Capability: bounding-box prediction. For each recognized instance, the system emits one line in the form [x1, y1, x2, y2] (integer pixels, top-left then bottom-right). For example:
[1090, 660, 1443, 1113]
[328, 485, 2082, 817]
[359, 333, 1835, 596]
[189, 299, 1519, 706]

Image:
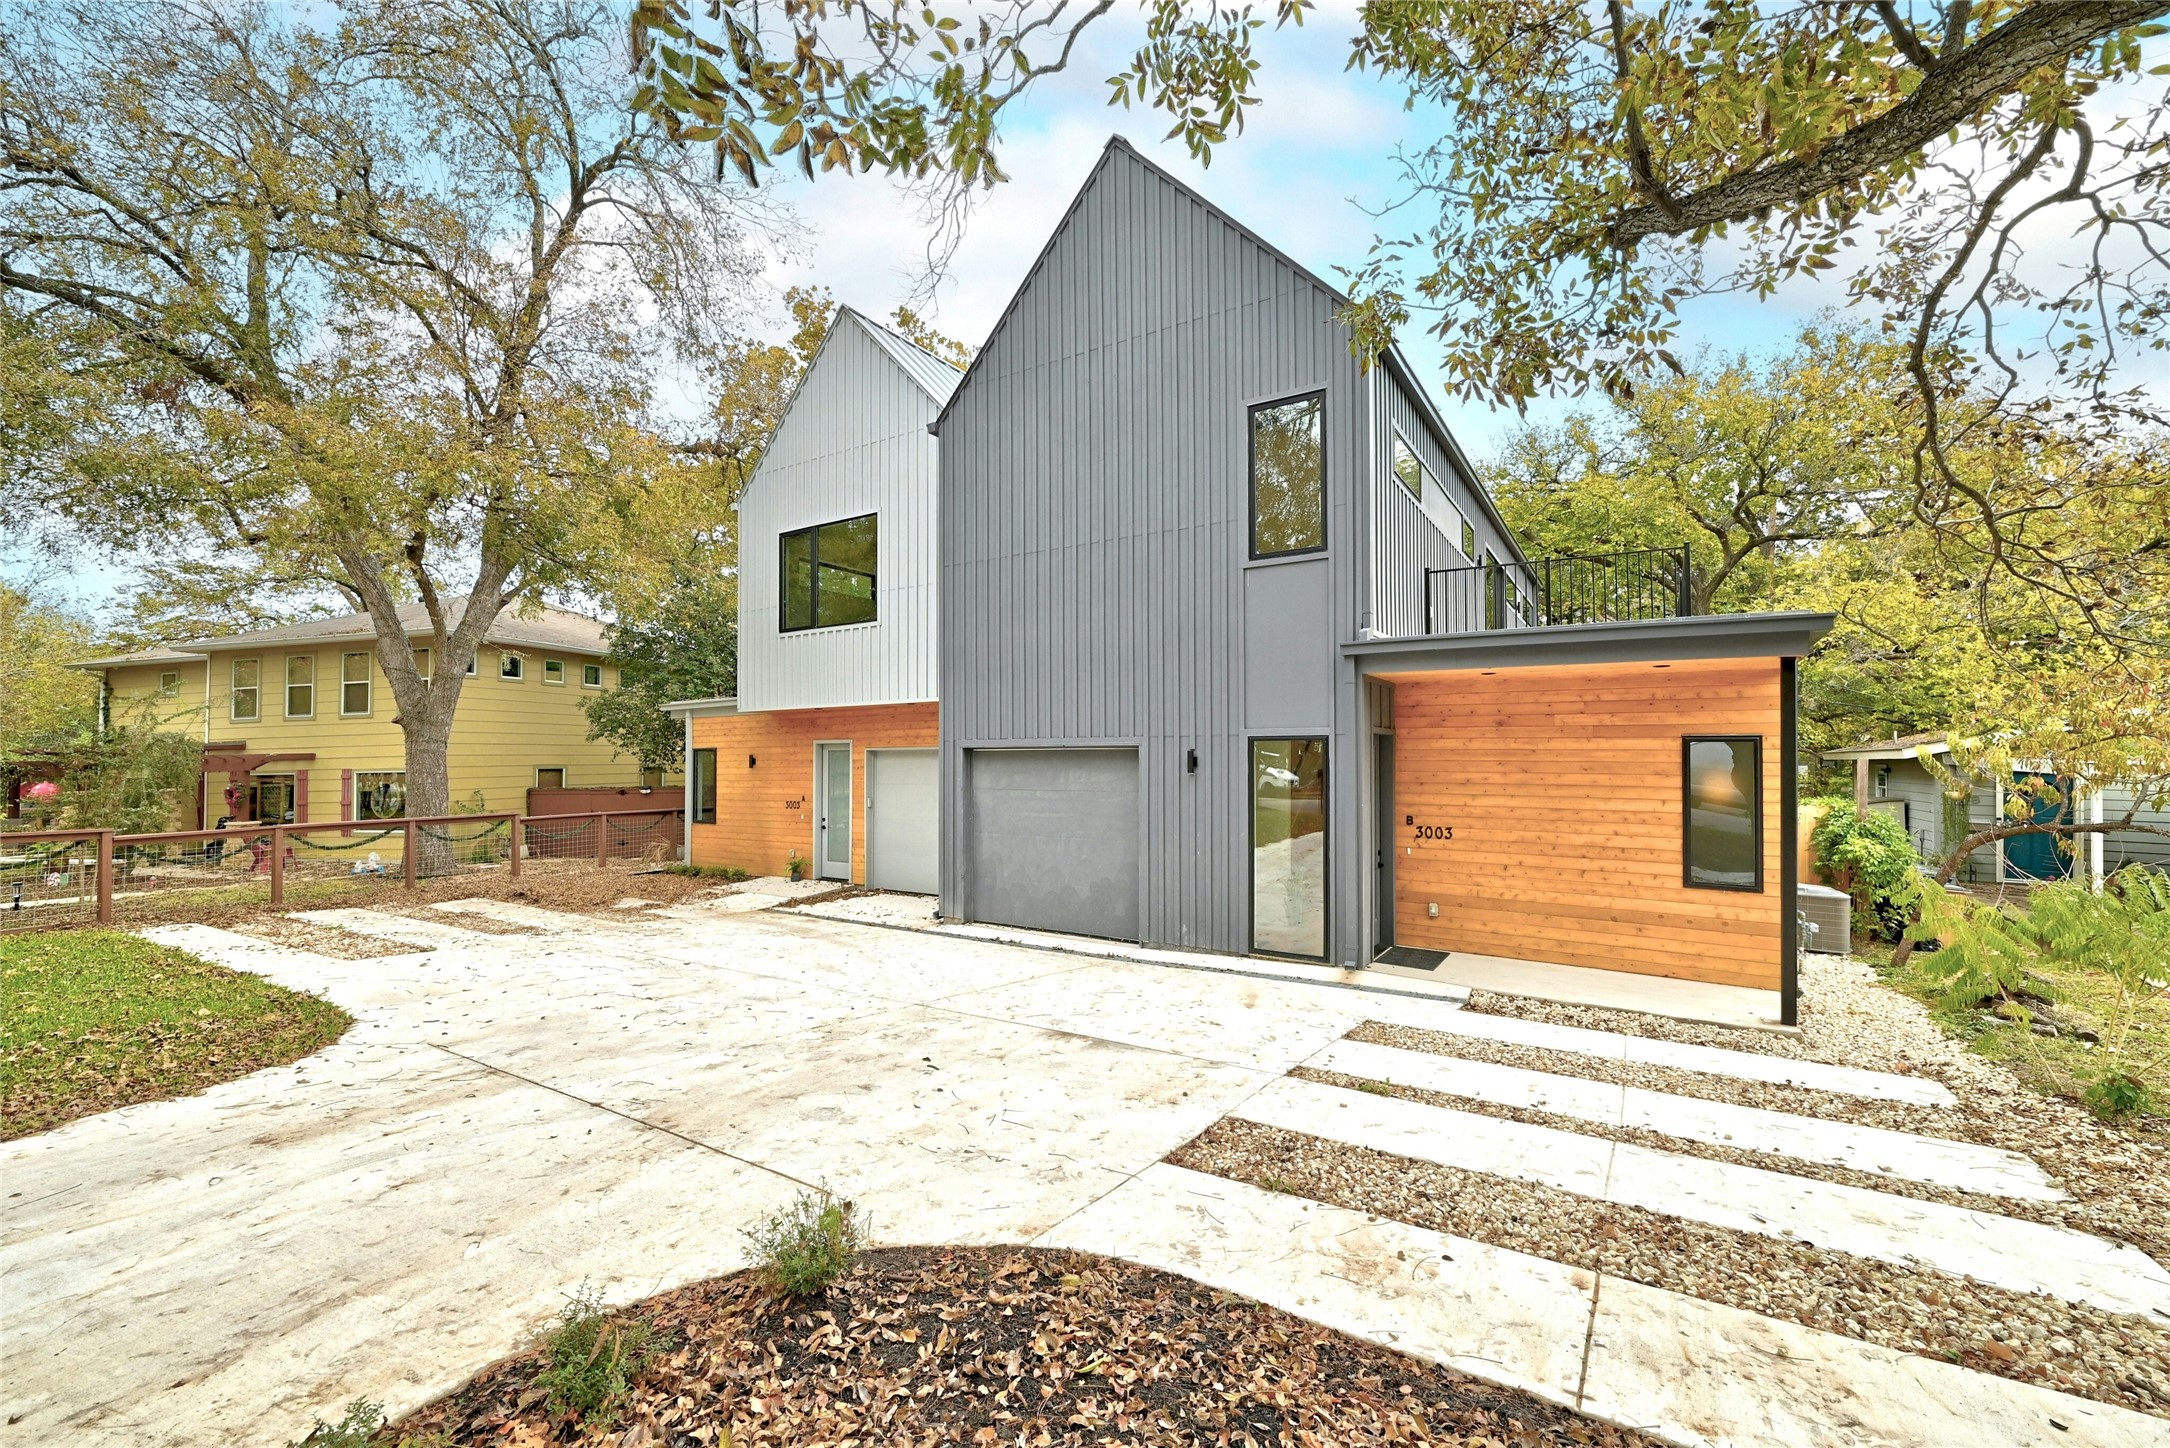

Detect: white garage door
[865, 749, 940, 894]
[965, 748, 1140, 941]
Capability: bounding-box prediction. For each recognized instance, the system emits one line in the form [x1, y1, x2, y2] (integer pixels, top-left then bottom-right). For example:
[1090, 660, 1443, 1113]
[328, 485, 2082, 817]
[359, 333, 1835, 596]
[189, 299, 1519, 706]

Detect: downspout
[1779, 655, 1800, 1028]
[680, 709, 694, 863]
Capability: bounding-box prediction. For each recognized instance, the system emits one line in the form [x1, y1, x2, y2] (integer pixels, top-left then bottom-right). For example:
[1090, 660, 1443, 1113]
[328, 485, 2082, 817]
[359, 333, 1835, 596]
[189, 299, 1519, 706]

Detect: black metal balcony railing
[1421, 546, 1692, 635]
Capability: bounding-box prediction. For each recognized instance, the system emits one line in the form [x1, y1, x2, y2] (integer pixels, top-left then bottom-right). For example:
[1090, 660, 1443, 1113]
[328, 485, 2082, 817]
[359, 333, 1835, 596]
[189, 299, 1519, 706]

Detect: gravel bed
[389, 1245, 1653, 1446]
[1296, 1066, 2077, 1254]
[1171, 1118, 2170, 1418]
[1466, 953, 2170, 1263]
[227, 916, 421, 959]
[388, 905, 542, 936]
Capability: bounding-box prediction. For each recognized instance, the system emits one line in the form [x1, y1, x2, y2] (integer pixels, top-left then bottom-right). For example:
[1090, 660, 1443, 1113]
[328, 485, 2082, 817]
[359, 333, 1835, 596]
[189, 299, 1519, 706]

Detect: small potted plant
[785, 849, 807, 883]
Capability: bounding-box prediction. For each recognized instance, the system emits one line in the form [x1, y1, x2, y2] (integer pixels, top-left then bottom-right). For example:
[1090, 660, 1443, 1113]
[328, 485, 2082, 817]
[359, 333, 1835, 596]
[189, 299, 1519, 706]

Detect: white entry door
[816, 743, 852, 880]
[866, 749, 939, 894]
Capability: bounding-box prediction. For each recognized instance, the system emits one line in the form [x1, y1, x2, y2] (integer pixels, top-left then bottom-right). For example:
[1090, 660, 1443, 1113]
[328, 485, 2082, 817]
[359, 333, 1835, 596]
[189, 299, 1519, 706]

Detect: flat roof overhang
[1346, 611, 1834, 677]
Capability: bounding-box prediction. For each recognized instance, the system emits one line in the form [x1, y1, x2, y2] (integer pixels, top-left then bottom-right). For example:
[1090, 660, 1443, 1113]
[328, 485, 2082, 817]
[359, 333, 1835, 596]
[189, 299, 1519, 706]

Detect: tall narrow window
[1251, 738, 1328, 957]
[1684, 737, 1763, 890]
[340, 652, 371, 715]
[691, 747, 717, 824]
[414, 648, 432, 683]
[284, 655, 314, 718]
[779, 513, 878, 631]
[1250, 394, 1325, 557]
[1391, 433, 1425, 501]
[231, 658, 261, 721]
[1460, 518, 1477, 559]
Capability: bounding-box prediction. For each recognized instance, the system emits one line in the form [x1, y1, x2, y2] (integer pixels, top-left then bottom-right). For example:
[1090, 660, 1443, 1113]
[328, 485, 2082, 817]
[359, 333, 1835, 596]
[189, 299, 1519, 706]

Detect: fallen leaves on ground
[392, 1246, 1652, 1446]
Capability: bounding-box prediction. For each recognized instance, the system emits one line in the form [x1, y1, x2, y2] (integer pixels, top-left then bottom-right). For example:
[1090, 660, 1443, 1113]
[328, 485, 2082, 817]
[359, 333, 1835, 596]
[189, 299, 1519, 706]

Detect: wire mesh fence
[0, 807, 683, 934]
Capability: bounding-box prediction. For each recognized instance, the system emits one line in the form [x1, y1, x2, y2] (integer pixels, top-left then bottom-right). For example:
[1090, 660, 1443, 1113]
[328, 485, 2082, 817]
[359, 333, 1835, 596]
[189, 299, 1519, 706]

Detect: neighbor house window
[465, 654, 477, 676]
[157, 670, 179, 696]
[542, 658, 565, 685]
[1251, 738, 1328, 958]
[780, 513, 879, 630]
[1250, 393, 1325, 558]
[535, 767, 565, 789]
[231, 658, 260, 721]
[284, 655, 315, 718]
[691, 748, 717, 824]
[354, 770, 405, 821]
[340, 652, 371, 716]
[499, 652, 523, 681]
[581, 662, 603, 687]
[415, 648, 432, 683]
[1391, 433, 1426, 501]
[1684, 737, 1762, 891]
[255, 773, 297, 824]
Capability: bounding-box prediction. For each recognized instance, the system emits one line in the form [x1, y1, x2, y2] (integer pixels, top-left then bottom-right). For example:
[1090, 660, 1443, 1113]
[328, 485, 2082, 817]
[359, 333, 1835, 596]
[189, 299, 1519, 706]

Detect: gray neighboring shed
[930, 136, 1509, 958]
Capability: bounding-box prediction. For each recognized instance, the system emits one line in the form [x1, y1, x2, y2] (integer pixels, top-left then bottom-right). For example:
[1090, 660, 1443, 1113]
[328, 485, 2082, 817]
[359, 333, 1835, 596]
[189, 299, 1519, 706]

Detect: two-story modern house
[72, 603, 647, 830]
[685, 138, 1832, 1025]
[674, 307, 961, 893]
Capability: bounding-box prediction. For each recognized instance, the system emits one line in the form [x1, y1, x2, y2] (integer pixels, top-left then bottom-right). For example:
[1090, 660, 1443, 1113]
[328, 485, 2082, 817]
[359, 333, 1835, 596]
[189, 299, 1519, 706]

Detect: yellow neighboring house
[70, 604, 650, 831]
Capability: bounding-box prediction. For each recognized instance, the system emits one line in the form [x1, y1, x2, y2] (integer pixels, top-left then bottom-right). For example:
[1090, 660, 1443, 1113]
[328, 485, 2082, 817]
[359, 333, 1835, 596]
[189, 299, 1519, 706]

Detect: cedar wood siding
[688, 703, 939, 880]
[934, 140, 1375, 954]
[1381, 657, 1786, 989]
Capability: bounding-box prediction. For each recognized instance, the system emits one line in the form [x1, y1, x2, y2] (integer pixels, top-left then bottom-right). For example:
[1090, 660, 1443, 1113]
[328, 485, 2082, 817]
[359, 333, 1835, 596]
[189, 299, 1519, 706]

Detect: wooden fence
[0, 807, 684, 933]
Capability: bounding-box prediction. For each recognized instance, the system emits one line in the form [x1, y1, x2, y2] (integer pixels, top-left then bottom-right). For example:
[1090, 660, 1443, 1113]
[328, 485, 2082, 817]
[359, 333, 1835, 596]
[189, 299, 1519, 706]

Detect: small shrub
[531, 1287, 659, 1429]
[662, 863, 748, 880]
[2084, 1071, 2149, 1120]
[1354, 1079, 1393, 1096]
[1810, 801, 1920, 939]
[744, 1189, 861, 1298]
[290, 1399, 383, 1448]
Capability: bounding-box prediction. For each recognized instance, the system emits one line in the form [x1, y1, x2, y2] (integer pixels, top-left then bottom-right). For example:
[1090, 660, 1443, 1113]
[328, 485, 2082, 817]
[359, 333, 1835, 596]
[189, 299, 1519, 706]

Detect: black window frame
[1390, 430, 1426, 502]
[691, 747, 717, 824]
[1247, 735, 1330, 960]
[1682, 734, 1764, 892]
[1247, 391, 1327, 561]
[778, 512, 879, 633]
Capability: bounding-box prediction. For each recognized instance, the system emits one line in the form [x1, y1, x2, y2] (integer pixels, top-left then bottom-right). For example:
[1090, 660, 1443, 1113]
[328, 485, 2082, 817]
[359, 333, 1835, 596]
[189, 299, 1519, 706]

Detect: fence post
[508, 813, 523, 879]
[1422, 568, 1434, 636]
[95, 830, 114, 926]
[596, 811, 611, 869]
[403, 818, 418, 888]
[1675, 546, 1693, 617]
[269, 825, 286, 909]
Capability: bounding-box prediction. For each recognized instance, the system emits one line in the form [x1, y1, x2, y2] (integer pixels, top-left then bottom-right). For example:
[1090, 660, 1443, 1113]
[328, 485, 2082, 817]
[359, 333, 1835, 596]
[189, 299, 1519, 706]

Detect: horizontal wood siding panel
[1391, 658, 1784, 989]
[689, 703, 939, 880]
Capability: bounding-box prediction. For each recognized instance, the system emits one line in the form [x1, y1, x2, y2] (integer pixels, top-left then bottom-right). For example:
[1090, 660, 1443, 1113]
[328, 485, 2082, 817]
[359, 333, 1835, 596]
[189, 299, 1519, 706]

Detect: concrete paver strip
[1049, 1164, 2167, 1448]
[1417, 1006, 1957, 1107]
[1318, 1038, 2057, 1199]
[1239, 1075, 2170, 1321]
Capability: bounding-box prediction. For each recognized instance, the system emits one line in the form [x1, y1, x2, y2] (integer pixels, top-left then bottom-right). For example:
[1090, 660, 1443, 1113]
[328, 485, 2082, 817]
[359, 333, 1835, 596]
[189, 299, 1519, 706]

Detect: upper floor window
[157, 670, 179, 696]
[415, 647, 432, 683]
[466, 653, 477, 676]
[1391, 433, 1427, 502]
[1460, 517, 1477, 561]
[231, 658, 260, 721]
[780, 513, 878, 631]
[341, 652, 372, 716]
[284, 655, 314, 718]
[1250, 393, 1324, 558]
[581, 662, 603, 687]
[500, 652, 524, 681]
[542, 658, 565, 686]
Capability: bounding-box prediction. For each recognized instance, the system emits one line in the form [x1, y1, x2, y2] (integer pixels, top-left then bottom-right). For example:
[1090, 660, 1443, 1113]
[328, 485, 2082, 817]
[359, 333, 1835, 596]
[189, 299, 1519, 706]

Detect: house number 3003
[1412, 823, 1454, 841]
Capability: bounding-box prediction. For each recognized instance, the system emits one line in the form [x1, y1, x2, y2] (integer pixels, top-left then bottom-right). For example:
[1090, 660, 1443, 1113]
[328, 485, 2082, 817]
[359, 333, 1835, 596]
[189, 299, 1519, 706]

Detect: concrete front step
[1234, 1076, 2170, 1321]
[1316, 1038, 2055, 1200]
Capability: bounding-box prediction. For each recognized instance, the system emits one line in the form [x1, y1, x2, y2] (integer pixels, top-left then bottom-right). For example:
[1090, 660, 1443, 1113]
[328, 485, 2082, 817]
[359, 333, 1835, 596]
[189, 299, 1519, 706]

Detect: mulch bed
[391, 1246, 1651, 1446]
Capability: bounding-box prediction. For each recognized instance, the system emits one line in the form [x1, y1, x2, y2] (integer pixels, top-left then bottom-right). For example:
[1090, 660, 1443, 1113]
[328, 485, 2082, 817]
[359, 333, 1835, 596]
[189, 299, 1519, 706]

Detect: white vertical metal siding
[738, 313, 954, 711]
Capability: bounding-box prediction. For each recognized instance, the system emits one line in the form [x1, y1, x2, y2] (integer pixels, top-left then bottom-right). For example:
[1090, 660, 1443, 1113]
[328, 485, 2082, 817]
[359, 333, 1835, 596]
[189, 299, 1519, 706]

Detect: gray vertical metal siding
[937, 141, 1368, 955]
[1371, 376, 1519, 639]
[738, 311, 956, 711]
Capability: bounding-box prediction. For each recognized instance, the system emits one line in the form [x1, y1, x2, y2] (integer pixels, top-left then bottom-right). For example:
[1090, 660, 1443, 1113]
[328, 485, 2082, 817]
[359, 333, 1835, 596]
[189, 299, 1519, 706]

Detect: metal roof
[850, 309, 966, 404]
[1346, 611, 1837, 673]
[1819, 732, 1952, 761]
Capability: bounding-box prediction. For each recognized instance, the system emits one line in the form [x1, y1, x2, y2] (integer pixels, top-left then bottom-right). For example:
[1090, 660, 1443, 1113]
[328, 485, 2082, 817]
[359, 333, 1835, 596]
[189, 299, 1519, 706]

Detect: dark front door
[2005, 774, 2074, 881]
[1374, 733, 1395, 952]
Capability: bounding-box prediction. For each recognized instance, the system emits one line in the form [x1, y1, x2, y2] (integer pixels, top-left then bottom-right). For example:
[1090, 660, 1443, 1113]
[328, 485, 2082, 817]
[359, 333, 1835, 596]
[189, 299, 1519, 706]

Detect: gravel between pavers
[1465, 953, 2170, 1264]
[227, 916, 421, 959]
[1171, 1118, 2170, 1418]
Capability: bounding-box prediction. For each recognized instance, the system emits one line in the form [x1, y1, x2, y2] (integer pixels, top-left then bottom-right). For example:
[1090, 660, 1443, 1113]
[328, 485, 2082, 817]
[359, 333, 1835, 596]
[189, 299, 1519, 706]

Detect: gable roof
[852, 308, 966, 404]
[71, 602, 609, 669]
[1819, 732, 1952, 762]
[926, 135, 1522, 562]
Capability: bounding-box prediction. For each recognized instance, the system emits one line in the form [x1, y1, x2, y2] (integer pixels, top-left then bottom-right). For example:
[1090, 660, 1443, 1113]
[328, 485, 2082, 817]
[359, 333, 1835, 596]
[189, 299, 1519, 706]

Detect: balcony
[1421, 546, 1692, 635]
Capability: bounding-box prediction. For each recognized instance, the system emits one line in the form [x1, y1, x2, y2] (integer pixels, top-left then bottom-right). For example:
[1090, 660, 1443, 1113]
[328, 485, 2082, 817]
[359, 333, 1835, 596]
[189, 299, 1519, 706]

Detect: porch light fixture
[748, 755, 757, 769]
[1187, 749, 1198, 774]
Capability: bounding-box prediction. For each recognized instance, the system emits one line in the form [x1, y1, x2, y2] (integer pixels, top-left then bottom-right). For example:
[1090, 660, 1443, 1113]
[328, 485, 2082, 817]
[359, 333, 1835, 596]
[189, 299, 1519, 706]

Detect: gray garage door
[965, 748, 1140, 941]
[866, 748, 939, 894]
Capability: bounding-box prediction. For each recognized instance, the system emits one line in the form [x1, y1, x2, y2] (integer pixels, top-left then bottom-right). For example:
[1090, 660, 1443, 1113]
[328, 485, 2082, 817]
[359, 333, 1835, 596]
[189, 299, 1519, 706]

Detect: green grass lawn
[0, 930, 351, 1139]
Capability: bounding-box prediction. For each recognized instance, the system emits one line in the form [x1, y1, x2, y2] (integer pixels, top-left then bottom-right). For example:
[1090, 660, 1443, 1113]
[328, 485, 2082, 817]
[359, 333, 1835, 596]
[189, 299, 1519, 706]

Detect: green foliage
[532, 1287, 659, 1430]
[1809, 801, 1919, 937]
[289, 1399, 383, 1448]
[662, 863, 748, 881]
[48, 716, 207, 834]
[0, 583, 99, 764]
[2084, 1072, 2150, 1122]
[584, 579, 738, 773]
[744, 1189, 861, 1299]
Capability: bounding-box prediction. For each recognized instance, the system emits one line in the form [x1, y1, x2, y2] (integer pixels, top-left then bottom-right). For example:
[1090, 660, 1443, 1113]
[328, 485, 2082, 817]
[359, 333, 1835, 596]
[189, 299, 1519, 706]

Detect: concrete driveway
[0, 901, 1462, 1446]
